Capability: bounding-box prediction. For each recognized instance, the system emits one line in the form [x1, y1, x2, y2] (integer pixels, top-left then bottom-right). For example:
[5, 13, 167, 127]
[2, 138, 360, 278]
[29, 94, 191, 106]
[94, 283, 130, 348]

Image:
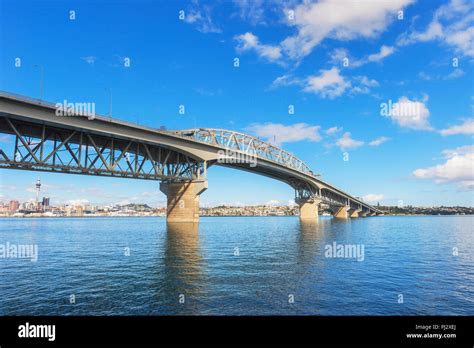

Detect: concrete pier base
[350, 209, 362, 218]
[334, 205, 350, 219]
[297, 198, 322, 220]
[160, 180, 208, 223]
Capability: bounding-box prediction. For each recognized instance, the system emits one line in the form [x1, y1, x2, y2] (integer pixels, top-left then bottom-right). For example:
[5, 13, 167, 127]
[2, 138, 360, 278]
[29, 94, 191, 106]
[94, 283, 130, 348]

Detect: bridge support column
[350, 209, 362, 218]
[297, 198, 322, 220]
[359, 211, 369, 217]
[160, 180, 208, 223]
[334, 205, 350, 219]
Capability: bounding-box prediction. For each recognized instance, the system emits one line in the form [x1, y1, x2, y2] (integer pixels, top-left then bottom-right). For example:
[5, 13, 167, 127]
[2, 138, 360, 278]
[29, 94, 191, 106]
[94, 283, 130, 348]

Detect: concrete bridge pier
[297, 198, 322, 220]
[160, 180, 208, 223]
[334, 205, 350, 219]
[350, 209, 362, 218]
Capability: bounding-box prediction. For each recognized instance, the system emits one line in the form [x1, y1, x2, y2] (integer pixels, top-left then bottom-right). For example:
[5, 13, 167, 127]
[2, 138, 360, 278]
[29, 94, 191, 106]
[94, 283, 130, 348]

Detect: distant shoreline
[1, 214, 473, 219]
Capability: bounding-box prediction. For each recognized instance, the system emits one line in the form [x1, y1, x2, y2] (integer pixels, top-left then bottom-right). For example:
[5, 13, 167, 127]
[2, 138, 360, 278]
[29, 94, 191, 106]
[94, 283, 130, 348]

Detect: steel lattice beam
[0, 117, 205, 181]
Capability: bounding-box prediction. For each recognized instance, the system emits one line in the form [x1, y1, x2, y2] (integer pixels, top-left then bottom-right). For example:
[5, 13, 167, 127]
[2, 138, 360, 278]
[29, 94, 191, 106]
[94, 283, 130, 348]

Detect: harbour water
[0, 216, 473, 315]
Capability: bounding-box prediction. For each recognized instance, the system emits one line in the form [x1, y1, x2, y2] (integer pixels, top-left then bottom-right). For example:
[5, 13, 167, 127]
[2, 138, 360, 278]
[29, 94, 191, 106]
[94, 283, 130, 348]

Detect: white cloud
[362, 194, 384, 202]
[329, 48, 351, 65]
[418, 71, 433, 81]
[281, 0, 413, 61]
[235, 32, 282, 62]
[81, 56, 96, 65]
[233, 0, 266, 26]
[326, 126, 342, 135]
[246, 122, 322, 146]
[442, 145, 473, 158]
[419, 68, 465, 81]
[272, 67, 378, 98]
[413, 145, 474, 189]
[440, 119, 474, 136]
[264, 199, 280, 206]
[271, 74, 300, 88]
[350, 75, 379, 95]
[398, 0, 474, 57]
[234, 0, 412, 64]
[276, 67, 378, 98]
[367, 45, 396, 62]
[381, 96, 432, 130]
[336, 132, 364, 150]
[303, 67, 350, 98]
[329, 45, 395, 68]
[184, 4, 222, 33]
[369, 136, 390, 146]
[445, 68, 465, 79]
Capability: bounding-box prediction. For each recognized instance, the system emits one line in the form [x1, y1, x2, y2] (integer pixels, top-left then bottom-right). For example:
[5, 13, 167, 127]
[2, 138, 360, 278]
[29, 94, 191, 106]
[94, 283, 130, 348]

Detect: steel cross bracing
[290, 179, 319, 201]
[173, 128, 315, 176]
[290, 181, 367, 210]
[0, 117, 205, 181]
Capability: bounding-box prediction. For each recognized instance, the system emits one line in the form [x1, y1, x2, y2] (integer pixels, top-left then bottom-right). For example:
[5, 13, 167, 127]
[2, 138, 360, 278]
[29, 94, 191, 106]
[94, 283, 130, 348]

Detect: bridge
[0, 91, 382, 222]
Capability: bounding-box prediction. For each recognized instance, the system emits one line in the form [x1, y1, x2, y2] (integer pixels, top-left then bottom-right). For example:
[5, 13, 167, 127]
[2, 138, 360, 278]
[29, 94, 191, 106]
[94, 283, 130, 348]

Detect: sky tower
[35, 178, 41, 209]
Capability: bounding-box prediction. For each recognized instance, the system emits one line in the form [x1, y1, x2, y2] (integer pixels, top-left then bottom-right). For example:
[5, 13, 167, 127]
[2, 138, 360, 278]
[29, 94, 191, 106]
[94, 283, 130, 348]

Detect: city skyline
[0, 0, 473, 207]
[2, 176, 473, 209]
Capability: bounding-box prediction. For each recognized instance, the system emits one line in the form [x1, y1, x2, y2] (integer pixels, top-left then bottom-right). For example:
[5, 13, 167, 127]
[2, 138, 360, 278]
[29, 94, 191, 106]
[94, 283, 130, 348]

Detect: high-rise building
[42, 197, 50, 209]
[9, 200, 19, 213]
[75, 205, 84, 216]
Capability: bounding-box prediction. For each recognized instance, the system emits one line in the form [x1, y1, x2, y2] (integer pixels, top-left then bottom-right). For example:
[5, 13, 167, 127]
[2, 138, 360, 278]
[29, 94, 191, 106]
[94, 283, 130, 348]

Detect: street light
[33, 64, 44, 100]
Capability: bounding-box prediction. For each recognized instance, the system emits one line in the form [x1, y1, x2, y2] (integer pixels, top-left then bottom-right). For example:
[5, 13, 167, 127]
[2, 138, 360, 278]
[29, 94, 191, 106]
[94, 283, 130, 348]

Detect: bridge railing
[0, 90, 170, 135]
[172, 128, 316, 177]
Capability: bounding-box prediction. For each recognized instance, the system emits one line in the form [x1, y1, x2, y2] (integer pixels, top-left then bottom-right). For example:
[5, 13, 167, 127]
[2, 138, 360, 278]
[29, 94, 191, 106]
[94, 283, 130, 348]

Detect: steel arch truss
[174, 128, 316, 176]
[0, 117, 206, 181]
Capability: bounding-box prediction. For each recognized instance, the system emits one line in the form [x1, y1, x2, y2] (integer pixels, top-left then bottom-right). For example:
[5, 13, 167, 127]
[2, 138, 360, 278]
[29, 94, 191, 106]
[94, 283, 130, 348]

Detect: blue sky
[0, 0, 473, 207]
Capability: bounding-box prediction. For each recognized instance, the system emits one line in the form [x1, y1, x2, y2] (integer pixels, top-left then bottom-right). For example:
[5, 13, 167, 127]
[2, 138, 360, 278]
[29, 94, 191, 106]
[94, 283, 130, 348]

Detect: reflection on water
[161, 223, 205, 314]
[164, 222, 202, 287]
[296, 220, 324, 271]
[0, 216, 473, 315]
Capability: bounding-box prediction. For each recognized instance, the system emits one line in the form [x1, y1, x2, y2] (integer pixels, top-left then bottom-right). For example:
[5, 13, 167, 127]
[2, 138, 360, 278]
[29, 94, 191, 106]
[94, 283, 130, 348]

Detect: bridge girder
[0, 117, 206, 181]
